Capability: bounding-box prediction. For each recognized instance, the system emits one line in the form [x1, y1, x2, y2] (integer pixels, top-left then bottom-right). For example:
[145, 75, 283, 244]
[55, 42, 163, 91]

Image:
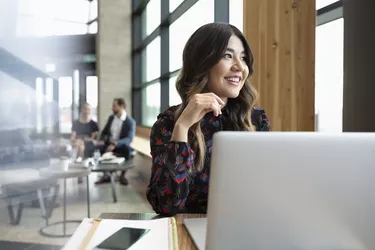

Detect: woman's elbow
[146, 190, 180, 216]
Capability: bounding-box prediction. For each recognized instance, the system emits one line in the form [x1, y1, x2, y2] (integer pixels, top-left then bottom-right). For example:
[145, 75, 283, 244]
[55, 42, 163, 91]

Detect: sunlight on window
[142, 83, 161, 127]
[86, 76, 98, 122]
[89, 0, 98, 21]
[17, 0, 90, 36]
[36, 78, 44, 133]
[169, 0, 215, 72]
[169, 0, 184, 13]
[143, 0, 161, 37]
[89, 21, 98, 34]
[315, 18, 343, 132]
[169, 75, 181, 106]
[316, 0, 339, 9]
[229, 0, 243, 32]
[143, 36, 161, 82]
[59, 77, 73, 133]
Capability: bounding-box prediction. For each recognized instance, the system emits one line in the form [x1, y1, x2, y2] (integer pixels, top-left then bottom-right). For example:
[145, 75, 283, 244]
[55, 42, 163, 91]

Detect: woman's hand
[171, 93, 225, 142]
[178, 93, 225, 128]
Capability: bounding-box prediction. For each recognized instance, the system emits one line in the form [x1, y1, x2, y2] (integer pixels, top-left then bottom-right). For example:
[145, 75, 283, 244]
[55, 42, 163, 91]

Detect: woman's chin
[225, 90, 241, 99]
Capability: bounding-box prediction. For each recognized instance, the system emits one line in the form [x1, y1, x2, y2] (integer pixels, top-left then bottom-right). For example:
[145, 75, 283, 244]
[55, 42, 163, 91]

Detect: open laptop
[184, 132, 375, 250]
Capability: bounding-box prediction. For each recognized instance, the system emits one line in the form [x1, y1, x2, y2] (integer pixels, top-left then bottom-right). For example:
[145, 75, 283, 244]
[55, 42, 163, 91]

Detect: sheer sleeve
[146, 116, 195, 215]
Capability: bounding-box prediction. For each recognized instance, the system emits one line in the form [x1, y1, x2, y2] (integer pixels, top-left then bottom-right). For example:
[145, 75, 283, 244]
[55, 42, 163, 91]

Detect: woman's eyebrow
[226, 47, 245, 54]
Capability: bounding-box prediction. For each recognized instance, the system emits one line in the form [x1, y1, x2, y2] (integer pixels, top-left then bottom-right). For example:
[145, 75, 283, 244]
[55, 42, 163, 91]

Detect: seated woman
[71, 103, 99, 160]
[146, 23, 270, 216]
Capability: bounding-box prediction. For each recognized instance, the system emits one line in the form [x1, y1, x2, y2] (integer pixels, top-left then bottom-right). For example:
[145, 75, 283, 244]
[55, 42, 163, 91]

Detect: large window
[142, 83, 161, 127]
[169, 75, 181, 106]
[86, 76, 98, 122]
[229, 0, 243, 32]
[316, 0, 339, 9]
[58, 77, 73, 134]
[143, 0, 161, 37]
[315, 18, 344, 132]
[169, 0, 215, 72]
[143, 36, 161, 82]
[169, 0, 184, 13]
[132, 0, 245, 126]
[16, 0, 97, 37]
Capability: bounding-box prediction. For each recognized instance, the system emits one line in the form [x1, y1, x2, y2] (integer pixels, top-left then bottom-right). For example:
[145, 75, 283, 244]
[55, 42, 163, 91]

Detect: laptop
[184, 132, 375, 250]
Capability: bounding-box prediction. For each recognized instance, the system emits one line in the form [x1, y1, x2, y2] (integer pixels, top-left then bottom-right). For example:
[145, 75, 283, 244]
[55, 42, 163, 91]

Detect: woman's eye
[224, 53, 232, 59]
[241, 56, 247, 61]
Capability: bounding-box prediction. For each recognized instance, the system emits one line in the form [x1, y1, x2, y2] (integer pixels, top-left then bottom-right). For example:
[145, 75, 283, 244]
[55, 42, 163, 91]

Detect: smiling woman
[146, 23, 270, 216]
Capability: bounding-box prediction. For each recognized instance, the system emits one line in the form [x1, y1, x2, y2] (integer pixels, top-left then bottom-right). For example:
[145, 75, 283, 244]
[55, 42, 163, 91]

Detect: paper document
[63, 218, 170, 250]
[99, 157, 125, 165]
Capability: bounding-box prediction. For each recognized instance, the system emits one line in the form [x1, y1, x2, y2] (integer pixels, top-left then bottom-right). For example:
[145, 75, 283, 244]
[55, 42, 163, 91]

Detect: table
[100, 212, 205, 250]
[91, 159, 134, 203]
[39, 167, 91, 237]
[0, 167, 58, 225]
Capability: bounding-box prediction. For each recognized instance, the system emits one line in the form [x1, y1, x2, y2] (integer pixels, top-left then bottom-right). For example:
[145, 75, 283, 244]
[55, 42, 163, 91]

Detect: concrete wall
[97, 0, 132, 129]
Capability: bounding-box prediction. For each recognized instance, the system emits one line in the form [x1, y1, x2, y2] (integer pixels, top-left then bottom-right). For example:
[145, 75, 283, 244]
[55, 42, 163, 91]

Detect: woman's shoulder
[150, 105, 181, 140]
[251, 107, 270, 131]
[153, 105, 180, 127]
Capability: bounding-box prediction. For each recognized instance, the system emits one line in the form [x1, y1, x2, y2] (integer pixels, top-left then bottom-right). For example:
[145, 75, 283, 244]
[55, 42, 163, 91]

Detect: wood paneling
[243, 0, 316, 131]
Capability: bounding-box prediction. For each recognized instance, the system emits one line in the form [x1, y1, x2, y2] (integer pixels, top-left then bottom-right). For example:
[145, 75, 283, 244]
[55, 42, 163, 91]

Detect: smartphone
[93, 227, 150, 250]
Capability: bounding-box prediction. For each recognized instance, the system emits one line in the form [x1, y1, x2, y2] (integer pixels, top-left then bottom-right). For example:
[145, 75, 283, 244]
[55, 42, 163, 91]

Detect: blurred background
[0, 0, 369, 249]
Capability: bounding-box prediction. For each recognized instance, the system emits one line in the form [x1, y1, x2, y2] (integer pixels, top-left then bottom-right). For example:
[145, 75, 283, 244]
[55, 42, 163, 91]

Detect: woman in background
[146, 23, 270, 215]
[71, 103, 99, 182]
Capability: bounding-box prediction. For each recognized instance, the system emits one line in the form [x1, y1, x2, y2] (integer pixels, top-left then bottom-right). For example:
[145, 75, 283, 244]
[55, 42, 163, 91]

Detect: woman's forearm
[170, 121, 189, 143]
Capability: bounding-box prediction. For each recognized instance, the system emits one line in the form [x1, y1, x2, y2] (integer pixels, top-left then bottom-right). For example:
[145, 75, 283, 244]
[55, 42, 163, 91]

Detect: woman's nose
[231, 58, 245, 72]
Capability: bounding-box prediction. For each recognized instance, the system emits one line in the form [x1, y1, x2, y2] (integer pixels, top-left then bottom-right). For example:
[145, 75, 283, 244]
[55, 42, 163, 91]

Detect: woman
[71, 103, 99, 160]
[146, 23, 270, 216]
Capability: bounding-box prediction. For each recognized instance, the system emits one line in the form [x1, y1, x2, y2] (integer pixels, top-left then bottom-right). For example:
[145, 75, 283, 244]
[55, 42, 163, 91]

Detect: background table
[91, 159, 134, 202]
[39, 167, 91, 237]
[100, 212, 205, 250]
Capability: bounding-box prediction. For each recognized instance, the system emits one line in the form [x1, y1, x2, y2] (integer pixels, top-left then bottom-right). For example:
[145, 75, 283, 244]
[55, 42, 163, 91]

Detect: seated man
[95, 98, 136, 185]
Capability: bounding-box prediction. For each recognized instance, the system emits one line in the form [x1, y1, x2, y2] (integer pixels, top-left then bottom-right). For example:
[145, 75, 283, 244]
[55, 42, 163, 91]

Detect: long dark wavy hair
[174, 23, 258, 172]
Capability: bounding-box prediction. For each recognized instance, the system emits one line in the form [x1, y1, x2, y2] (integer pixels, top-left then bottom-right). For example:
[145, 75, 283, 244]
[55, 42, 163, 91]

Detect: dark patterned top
[146, 105, 270, 216]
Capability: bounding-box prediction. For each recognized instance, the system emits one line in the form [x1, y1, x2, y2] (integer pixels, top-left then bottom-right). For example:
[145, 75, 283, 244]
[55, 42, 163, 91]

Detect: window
[169, 0, 215, 72]
[169, 75, 181, 106]
[89, 0, 98, 21]
[169, 0, 184, 13]
[86, 76, 98, 122]
[89, 21, 98, 34]
[16, 0, 91, 37]
[316, 0, 339, 9]
[45, 78, 54, 133]
[143, 36, 161, 82]
[142, 83, 161, 127]
[229, 0, 243, 32]
[143, 0, 161, 37]
[58, 77, 73, 134]
[35, 78, 44, 133]
[73, 70, 80, 121]
[315, 18, 343, 132]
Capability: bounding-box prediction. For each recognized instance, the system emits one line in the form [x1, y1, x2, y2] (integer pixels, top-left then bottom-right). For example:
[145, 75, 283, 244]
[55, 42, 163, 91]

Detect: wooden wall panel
[243, 0, 316, 131]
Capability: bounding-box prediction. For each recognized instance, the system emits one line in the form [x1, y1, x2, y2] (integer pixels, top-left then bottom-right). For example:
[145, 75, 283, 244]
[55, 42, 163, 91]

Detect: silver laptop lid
[206, 132, 375, 250]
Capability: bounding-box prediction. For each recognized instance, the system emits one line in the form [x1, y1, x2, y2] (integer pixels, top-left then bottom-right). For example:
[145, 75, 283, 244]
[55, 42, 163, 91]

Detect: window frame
[131, 0, 230, 127]
[131, 0, 344, 127]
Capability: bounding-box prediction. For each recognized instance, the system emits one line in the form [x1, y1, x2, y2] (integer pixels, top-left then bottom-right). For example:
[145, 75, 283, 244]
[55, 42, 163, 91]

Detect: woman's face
[207, 35, 249, 103]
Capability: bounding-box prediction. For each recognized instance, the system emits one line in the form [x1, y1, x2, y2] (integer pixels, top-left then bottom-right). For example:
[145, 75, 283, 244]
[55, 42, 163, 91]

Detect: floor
[0, 155, 153, 249]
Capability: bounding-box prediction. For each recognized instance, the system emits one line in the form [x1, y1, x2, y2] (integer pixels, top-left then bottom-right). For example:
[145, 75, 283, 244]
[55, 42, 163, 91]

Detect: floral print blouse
[146, 105, 270, 216]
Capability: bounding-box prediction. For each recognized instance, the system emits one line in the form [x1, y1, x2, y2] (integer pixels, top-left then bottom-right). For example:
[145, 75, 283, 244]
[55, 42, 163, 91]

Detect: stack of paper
[63, 217, 177, 250]
[99, 157, 125, 165]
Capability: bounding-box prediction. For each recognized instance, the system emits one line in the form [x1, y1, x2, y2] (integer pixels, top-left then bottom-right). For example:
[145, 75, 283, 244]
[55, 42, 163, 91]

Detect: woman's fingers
[207, 92, 225, 105]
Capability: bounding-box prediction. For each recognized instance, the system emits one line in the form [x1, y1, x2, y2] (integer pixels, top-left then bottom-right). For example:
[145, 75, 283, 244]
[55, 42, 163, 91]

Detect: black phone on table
[93, 227, 150, 250]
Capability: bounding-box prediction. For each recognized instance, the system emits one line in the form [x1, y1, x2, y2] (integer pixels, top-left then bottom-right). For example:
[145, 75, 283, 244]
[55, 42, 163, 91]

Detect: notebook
[63, 217, 178, 250]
